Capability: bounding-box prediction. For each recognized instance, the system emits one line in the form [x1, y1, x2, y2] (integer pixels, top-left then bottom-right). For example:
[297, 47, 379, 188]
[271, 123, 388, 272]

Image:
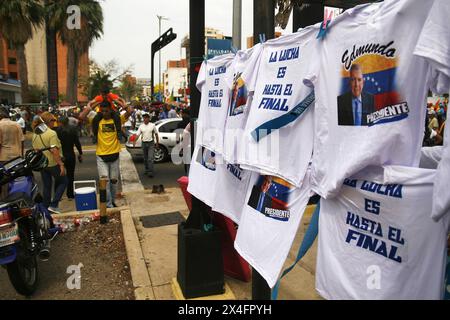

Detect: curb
[120, 209, 156, 300]
[51, 206, 130, 219]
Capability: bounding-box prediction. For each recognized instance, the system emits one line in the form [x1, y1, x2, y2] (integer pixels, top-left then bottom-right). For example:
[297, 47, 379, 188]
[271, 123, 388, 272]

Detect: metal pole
[253, 0, 275, 45]
[252, 0, 275, 300]
[232, 0, 242, 50]
[159, 17, 161, 100]
[99, 176, 108, 224]
[293, 2, 324, 32]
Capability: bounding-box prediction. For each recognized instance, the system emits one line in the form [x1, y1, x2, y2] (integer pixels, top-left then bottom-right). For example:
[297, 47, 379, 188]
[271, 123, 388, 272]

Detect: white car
[126, 118, 183, 163]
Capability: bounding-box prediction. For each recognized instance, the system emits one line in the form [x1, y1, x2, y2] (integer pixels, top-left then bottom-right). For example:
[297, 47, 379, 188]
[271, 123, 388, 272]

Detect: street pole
[293, 2, 324, 32]
[252, 0, 275, 300]
[157, 15, 169, 101]
[253, 0, 275, 45]
[232, 0, 242, 50]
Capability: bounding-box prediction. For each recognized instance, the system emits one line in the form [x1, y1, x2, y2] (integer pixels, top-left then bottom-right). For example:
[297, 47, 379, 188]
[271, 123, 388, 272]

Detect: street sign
[207, 38, 233, 59]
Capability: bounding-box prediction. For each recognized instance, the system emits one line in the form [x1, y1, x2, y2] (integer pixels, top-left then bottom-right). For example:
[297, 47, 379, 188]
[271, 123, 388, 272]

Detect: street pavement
[2, 136, 320, 300]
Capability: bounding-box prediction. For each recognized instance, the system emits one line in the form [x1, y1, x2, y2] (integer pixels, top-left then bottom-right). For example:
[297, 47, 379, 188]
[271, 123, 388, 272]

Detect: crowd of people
[423, 98, 448, 147]
[0, 87, 190, 214]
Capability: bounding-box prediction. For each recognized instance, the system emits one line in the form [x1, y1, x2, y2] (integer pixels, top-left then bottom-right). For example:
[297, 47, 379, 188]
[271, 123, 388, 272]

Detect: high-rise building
[1, 24, 90, 105]
[163, 59, 188, 99]
[0, 34, 21, 104]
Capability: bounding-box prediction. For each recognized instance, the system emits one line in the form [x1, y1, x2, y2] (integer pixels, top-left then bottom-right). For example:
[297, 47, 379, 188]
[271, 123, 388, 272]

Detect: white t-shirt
[211, 162, 251, 224]
[413, 0, 450, 222]
[222, 44, 263, 163]
[196, 54, 235, 154]
[136, 122, 157, 143]
[187, 145, 220, 208]
[316, 166, 449, 300]
[304, 0, 440, 199]
[238, 29, 319, 187]
[235, 170, 312, 288]
[16, 117, 25, 129]
[420, 146, 443, 169]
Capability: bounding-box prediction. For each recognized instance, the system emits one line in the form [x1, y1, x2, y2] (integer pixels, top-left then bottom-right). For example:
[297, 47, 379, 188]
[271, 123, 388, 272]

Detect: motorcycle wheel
[6, 234, 39, 296]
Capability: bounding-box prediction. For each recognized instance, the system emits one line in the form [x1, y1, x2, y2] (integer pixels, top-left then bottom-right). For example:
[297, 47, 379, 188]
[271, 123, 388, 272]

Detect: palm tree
[47, 0, 103, 105]
[0, 0, 44, 103]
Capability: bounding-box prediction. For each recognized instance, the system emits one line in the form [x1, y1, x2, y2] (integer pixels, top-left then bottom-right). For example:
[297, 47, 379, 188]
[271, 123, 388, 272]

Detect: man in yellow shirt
[95, 102, 130, 208]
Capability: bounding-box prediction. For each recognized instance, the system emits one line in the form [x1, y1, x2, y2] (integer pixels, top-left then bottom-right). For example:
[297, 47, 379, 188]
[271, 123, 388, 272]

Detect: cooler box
[74, 181, 98, 211]
[177, 176, 251, 282]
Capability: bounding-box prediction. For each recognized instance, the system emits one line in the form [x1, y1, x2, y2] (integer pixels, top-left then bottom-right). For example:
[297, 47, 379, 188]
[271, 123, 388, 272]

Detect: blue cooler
[74, 181, 98, 211]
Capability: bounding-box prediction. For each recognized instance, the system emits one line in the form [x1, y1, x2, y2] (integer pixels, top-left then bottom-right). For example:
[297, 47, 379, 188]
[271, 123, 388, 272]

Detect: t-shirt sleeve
[109, 93, 119, 101]
[240, 44, 263, 93]
[414, 0, 450, 93]
[196, 61, 207, 91]
[50, 132, 62, 150]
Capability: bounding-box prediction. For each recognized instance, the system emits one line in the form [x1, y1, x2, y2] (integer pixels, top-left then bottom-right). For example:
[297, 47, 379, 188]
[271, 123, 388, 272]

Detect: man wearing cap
[134, 113, 159, 177]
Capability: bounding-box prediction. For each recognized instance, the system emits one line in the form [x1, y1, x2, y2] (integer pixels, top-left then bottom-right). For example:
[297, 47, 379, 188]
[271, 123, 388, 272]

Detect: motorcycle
[0, 147, 61, 296]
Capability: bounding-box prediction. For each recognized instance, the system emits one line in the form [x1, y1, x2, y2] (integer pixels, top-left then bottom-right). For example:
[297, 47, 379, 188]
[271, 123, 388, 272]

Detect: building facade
[163, 59, 188, 99]
[0, 34, 21, 104]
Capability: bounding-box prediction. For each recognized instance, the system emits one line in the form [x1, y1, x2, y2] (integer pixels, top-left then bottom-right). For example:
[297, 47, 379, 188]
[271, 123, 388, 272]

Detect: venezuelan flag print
[248, 176, 294, 221]
[340, 55, 402, 111]
[229, 73, 248, 116]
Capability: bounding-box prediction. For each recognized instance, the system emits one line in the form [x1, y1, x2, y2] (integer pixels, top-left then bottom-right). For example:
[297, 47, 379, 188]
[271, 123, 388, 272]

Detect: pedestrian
[55, 116, 83, 200]
[168, 105, 178, 118]
[0, 106, 24, 164]
[0, 107, 25, 199]
[31, 112, 67, 214]
[134, 113, 159, 177]
[16, 113, 26, 135]
[81, 86, 127, 143]
[159, 104, 170, 120]
[177, 109, 190, 130]
[92, 103, 130, 208]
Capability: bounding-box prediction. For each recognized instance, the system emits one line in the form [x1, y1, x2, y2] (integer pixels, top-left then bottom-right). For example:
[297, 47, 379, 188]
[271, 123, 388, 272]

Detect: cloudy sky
[90, 0, 292, 79]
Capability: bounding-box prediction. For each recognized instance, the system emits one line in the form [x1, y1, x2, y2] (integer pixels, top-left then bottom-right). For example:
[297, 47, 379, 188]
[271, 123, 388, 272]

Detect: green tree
[47, 0, 103, 104]
[0, 0, 44, 103]
[28, 84, 48, 103]
[118, 74, 139, 102]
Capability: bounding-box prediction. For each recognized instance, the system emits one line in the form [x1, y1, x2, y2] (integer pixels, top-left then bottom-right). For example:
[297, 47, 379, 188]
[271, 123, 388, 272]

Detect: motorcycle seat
[0, 192, 33, 208]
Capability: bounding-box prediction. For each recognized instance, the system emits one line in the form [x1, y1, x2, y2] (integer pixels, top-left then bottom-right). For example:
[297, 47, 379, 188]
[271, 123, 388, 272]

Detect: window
[159, 121, 180, 133]
[9, 72, 18, 79]
[8, 57, 17, 65]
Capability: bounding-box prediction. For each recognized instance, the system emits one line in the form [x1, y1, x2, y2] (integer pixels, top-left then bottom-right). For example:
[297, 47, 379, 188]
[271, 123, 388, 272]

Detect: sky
[90, 0, 293, 80]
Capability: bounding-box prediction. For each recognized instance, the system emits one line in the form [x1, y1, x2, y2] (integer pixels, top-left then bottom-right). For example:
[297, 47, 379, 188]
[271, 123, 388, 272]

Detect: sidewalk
[119, 149, 321, 300]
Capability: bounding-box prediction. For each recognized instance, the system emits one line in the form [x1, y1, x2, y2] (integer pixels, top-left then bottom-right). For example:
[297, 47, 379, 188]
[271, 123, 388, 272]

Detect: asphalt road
[133, 157, 186, 190]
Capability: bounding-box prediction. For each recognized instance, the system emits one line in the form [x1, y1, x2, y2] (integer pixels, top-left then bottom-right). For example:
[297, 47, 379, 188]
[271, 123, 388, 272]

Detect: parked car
[126, 118, 182, 163]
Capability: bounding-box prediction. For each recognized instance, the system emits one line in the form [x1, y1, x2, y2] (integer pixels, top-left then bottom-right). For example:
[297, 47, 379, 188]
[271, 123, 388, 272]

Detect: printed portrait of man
[337, 64, 375, 126]
[248, 175, 274, 213]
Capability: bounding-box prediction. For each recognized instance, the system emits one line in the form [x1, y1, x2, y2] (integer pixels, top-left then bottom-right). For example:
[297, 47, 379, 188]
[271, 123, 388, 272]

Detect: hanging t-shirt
[196, 54, 235, 154]
[316, 166, 449, 300]
[304, 0, 442, 199]
[222, 44, 263, 163]
[236, 29, 319, 187]
[234, 170, 312, 288]
[413, 0, 450, 223]
[211, 162, 252, 224]
[420, 146, 443, 169]
[187, 145, 220, 208]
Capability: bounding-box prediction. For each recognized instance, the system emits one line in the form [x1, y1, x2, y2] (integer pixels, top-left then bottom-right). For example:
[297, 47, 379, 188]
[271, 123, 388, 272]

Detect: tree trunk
[66, 45, 79, 105]
[16, 43, 30, 103]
